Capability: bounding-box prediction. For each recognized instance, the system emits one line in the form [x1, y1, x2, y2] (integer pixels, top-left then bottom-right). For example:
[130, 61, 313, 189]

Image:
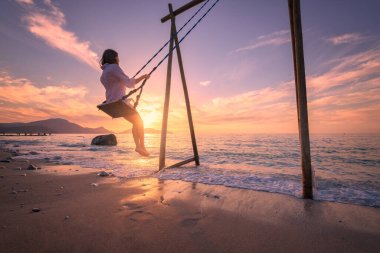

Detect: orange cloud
[0, 71, 100, 124]
[91, 41, 380, 134]
[1, 37, 379, 134]
[18, 0, 99, 70]
[191, 44, 380, 134]
[190, 82, 298, 133]
[0, 70, 168, 132]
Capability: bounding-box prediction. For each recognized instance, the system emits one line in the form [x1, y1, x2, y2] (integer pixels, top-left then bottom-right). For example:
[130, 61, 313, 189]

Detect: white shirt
[100, 63, 136, 102]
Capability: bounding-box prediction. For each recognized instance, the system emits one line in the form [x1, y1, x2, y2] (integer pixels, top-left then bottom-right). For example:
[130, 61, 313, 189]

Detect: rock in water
[27, 164, 40, 170]
[98, 171, 109, 177]
[91, 134, 117, 146]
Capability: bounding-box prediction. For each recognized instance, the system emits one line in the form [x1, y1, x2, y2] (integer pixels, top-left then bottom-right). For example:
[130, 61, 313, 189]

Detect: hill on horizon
[0, 118, 110, 134]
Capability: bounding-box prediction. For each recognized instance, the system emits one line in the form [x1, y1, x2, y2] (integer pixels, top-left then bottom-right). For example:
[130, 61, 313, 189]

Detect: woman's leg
[135, 114, 149, 156]
[137, 116, 145, 149]
[124, 113, 149, 156]
[131, 124, 140, 148]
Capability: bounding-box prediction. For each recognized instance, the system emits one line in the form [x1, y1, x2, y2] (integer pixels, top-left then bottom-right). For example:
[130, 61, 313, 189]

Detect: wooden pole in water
[159, 6, 176, 170]
[169, 4, 200, 166]
[288, 0, 313, 199]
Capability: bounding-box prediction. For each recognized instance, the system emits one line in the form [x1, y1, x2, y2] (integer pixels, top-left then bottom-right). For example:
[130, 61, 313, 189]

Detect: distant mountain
[119, 128, 166, 134]
[0, 118, 111, 134]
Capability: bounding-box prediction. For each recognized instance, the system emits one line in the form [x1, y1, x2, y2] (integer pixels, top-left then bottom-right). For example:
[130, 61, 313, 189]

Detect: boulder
[27, 164, 40, 170]
[91, 134, 117, 146]
[98, 171, 110, 177]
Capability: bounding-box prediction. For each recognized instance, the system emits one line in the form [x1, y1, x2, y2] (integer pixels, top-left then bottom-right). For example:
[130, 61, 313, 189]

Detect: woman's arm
[134, 74, 150, 84]
[114, 65, 149, 88]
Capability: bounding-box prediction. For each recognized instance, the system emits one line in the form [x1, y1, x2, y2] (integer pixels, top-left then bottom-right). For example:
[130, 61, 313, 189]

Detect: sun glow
[140, 109, 161, 129]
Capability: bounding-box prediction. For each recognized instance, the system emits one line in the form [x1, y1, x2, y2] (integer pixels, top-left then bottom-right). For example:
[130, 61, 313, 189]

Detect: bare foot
[135, 147, 150, 157]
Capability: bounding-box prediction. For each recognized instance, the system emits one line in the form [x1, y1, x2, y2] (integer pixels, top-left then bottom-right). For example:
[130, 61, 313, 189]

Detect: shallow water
[1, 133, 379, 207]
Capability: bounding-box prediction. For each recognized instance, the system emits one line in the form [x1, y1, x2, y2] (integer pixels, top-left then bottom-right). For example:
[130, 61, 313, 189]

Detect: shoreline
[2, 134, 379, 208]
[1, 150, 380, 252]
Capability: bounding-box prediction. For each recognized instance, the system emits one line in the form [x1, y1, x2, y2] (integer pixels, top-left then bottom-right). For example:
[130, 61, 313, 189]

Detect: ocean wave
[1, 133, 379, 208]
[58, 143, 86, 148]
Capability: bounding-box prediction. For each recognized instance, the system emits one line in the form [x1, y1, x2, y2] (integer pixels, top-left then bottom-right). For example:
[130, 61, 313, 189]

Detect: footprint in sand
[203, 193, 221, 199]
[123, 203, 143, 210]
[125, 206, 154, 222]
[130, 210, 144, 215]
[180, 217, 201, 227]
[160, 196, 170, 206]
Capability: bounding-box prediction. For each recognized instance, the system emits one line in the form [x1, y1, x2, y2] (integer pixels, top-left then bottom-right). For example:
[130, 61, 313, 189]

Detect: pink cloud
[326, 33, 368, 45]
[18, 0, 99, 70]
[199, 80, 211, 86]
[235, 30, 290, 53]
[308, 46, 380, 92]
[15, 0, 34, 5]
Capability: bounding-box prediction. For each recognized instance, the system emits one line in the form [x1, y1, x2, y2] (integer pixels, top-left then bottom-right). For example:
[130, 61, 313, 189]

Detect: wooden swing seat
[97, 99, 137, 118]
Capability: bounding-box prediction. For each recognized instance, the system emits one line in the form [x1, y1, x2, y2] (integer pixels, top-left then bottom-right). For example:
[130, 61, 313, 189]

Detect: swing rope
[124, 0, 220, 109]
[132, 0, 211, 80]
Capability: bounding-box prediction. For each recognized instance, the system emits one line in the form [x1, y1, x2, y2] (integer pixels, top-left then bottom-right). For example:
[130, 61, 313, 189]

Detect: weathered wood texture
[163, 157, 196, 170]
[159, 11, 175, 170]
[159, 3, 200, 170]
[161, 0, 206, 23]
[171, 8, 200, 166]
[288, 0, 313, 199]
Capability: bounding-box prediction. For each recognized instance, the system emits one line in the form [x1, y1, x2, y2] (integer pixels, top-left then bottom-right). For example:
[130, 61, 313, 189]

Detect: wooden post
[169, 4, 200, 166]
[159, 8, 175, 170]
[288, 0, 313, 199]
[288, 1, 300, 125]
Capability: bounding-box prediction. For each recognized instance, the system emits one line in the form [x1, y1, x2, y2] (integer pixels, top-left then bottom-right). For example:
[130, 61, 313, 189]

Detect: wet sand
[0, 151, 379, 253]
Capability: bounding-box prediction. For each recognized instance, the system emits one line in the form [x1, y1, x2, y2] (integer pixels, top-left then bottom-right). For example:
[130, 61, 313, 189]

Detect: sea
[1, 133, 379, 208]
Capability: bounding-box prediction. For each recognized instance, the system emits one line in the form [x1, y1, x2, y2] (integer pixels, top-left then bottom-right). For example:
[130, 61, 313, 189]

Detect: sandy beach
[0, 150, 379, 253]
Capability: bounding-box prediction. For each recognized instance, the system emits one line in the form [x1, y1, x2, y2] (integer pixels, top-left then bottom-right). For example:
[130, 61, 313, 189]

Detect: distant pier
[1, 133, 52, 136]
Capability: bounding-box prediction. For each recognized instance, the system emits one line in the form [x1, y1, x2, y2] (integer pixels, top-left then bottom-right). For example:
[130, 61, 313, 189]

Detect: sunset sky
[0, 0, 379, 134]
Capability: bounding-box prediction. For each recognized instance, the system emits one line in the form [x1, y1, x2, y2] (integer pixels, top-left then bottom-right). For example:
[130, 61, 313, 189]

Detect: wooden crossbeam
[161, 0, 206, 23]
[163, 157, 196, 170]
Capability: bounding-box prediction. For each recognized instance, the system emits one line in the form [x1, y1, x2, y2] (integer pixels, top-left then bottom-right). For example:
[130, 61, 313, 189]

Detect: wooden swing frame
[159, 0, 313, 199]
[158, 1, 201, 171]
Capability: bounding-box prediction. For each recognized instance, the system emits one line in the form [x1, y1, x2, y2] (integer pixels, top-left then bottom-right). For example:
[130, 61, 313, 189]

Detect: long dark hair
[100, 49, 118, 66]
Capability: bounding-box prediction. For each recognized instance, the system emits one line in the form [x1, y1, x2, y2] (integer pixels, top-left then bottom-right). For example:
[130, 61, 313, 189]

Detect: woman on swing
[100, 49, 150, 156]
